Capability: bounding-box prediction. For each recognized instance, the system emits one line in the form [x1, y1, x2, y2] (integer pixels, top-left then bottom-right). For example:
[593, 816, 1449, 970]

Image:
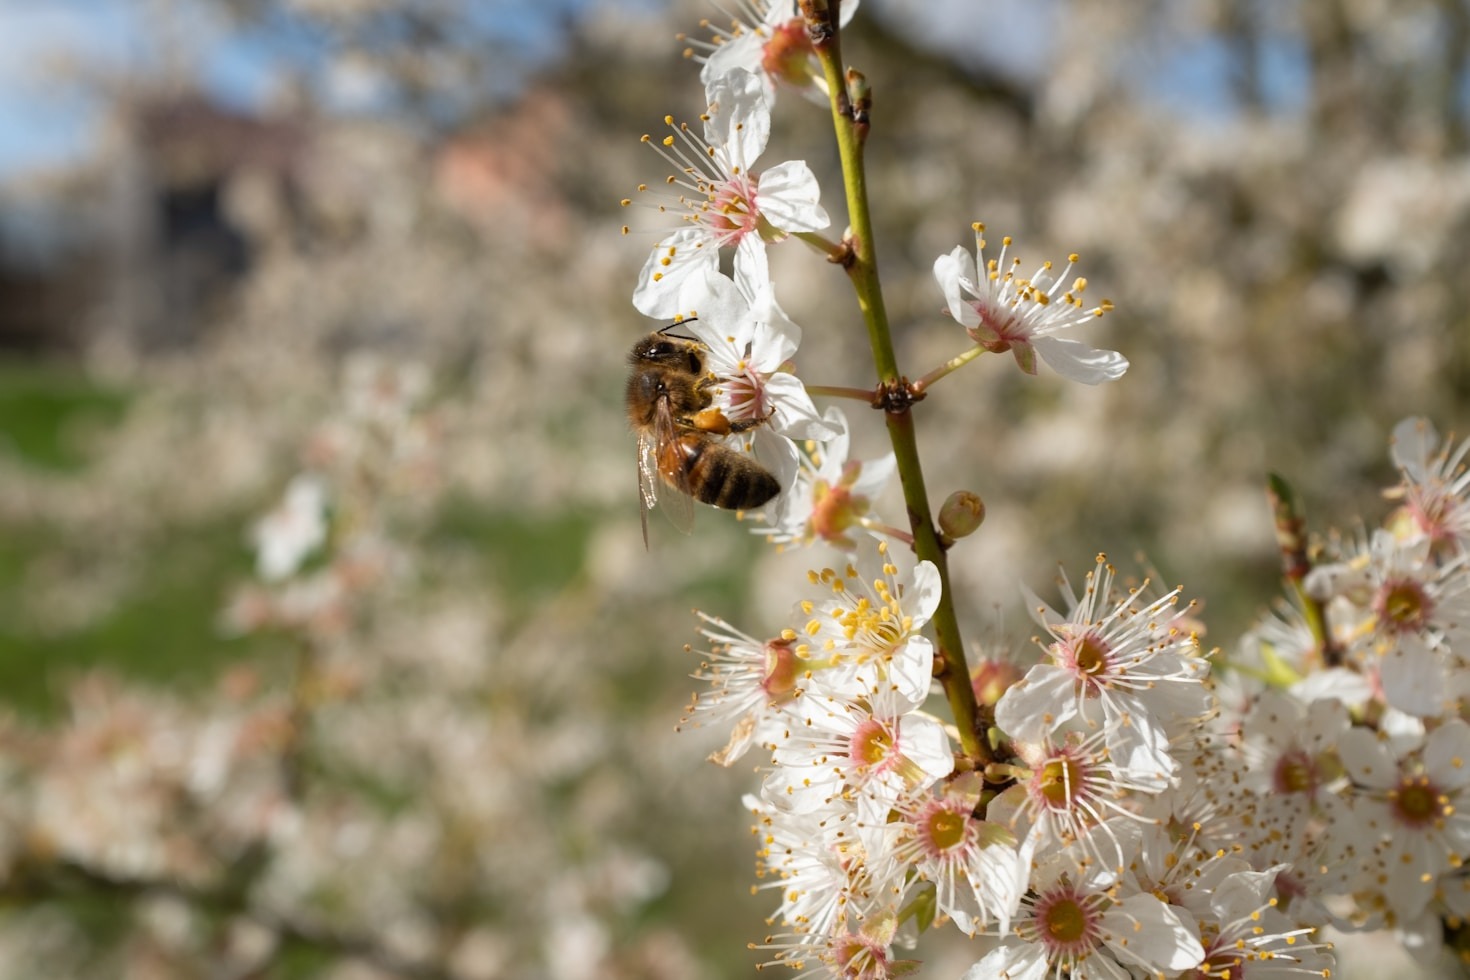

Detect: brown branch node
[871, 378, 925, 414]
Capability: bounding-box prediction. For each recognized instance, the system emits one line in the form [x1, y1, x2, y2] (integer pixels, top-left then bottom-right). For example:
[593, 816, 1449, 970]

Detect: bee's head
[630, 333, 704, 375]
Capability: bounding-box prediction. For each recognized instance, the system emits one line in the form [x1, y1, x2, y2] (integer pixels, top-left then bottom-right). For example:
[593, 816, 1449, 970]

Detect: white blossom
[934, 223, 1126, 384]
[626, 68, 828, 319]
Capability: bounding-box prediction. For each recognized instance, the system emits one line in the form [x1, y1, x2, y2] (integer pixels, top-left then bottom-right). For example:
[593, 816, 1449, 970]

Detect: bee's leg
[727, 405, 778, 433]
[686, 408, 735, 435]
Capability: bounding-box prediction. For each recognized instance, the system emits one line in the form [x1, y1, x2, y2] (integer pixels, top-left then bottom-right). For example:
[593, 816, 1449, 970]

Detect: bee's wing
[636, 431, 659, 548]
[649, 398, 696, 536]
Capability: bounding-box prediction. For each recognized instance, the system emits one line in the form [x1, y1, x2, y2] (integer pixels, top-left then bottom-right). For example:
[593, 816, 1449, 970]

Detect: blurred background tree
[0, 0, 1466, 976]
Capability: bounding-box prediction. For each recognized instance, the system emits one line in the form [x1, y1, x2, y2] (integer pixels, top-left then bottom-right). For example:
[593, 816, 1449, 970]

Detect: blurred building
[0, 94, 312, 354]
[96, 94, 311, 351]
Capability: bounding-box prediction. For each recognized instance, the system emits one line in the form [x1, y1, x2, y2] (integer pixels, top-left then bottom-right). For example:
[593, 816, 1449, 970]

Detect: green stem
[911, 344, 988, 396]
[794, 229, 849, 263]
[802, 1, 987, 765]
[806, 384, 876, 402]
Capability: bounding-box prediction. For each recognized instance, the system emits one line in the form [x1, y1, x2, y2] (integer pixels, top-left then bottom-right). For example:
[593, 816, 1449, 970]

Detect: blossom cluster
[688, 539, 1344, 977]
[1219, 417, 1470, 959]
[622, 2, 1126, 549]
[622, 3, 1470, 979]
[679, 407, 1470, 978]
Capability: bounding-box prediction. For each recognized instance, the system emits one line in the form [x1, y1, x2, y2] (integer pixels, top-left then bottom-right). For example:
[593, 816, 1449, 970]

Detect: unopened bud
[760, 638, 802, 706]
[938, 490, 985, 540]
[798, 0, 833, 36]
[971, 657, 1022, 708]
[845, 69, 871, 126]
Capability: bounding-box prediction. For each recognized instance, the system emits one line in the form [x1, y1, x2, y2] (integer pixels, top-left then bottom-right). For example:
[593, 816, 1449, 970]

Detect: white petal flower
[996, 554, 1209, 787]
[966, 831, 1204, 980]
[889, 781, 1031, 935]
[745, 793, 867, 939]
[1325, 530, 1470, 717]
[793, 542, 942, 704]
[679, 266, 834, 443]
[1389, 416, 1470, 549]
[768, 683, 953, 816]
[993, 728, 1166, 872]
[755, 406, 898, 550]
[680, 613, 809, 766]
[625, 68, 829, 318]
[1187, 865, 1335, 979]
[933, 223, 1126, 384]
[1342, 719, 1470, 920]
[682, 0, 863, 106]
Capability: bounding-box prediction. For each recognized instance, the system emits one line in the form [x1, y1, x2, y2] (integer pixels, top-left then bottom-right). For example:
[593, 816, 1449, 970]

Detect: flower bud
[845, 69, 871, 125]
[938, 490, 985, 540]
[971, 656, 1022, 708]
[760, 18, 819, 90]
[761, 638, 802, 706]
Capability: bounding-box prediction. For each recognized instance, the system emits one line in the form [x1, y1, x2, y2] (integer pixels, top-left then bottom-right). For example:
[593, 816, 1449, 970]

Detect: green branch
[801, 0, 987, 765]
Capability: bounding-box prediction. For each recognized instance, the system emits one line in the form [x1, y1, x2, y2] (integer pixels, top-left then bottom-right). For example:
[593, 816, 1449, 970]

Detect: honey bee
[626, 328, 780, 545]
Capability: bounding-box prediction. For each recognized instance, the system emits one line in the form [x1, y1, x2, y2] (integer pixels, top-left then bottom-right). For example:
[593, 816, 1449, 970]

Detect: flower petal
[704, 68, 770, 171]
[634, 227, 719, 318]
[933, 246, 981, 327]
[1031, 334, 1129, 384]
[755, 160, 829, 233]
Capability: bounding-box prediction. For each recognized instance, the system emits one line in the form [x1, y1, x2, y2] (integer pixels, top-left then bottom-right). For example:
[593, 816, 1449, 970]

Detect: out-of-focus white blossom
[250, 474, 328, 581]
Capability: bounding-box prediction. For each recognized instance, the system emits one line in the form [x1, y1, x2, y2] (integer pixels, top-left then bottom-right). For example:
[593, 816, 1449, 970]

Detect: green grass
[0, 511, 266, 717]
[0, 361, 274, 713]
[0, 360, 130, 472]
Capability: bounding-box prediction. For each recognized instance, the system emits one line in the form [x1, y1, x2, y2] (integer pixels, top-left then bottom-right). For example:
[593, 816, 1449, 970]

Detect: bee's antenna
[658, 316, 699, 339]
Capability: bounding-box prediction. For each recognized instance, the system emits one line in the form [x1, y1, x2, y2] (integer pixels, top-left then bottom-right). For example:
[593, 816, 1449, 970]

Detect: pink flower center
[1374, 576, 1433, 635]
[967, 300, 1030, 353]
[706, 173, 760, 239]
[918, 799, 970, 857]
[1273, 748, 1320, 796]
[1390, 774, 1447, 829]
[761, 19, 815, 87]
[1056, 628, 1113, 687]
[832, 930, 890, 979]
[1031, 885, 1101, 959]
[811, 480, 857, 544]
[849, 717, 897, 771]
[1037, 754, 1085, 810]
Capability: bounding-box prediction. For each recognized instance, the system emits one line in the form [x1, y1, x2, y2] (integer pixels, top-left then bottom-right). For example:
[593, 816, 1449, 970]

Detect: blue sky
[0, 0, 619, 179]
[0, 2, 138, 176]
[0, 0, 1319, 182]
[0, 0, 295, 177]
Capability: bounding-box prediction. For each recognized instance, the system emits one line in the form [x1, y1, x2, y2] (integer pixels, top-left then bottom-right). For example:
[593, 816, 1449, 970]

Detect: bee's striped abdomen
[683, 441, 780, 511]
